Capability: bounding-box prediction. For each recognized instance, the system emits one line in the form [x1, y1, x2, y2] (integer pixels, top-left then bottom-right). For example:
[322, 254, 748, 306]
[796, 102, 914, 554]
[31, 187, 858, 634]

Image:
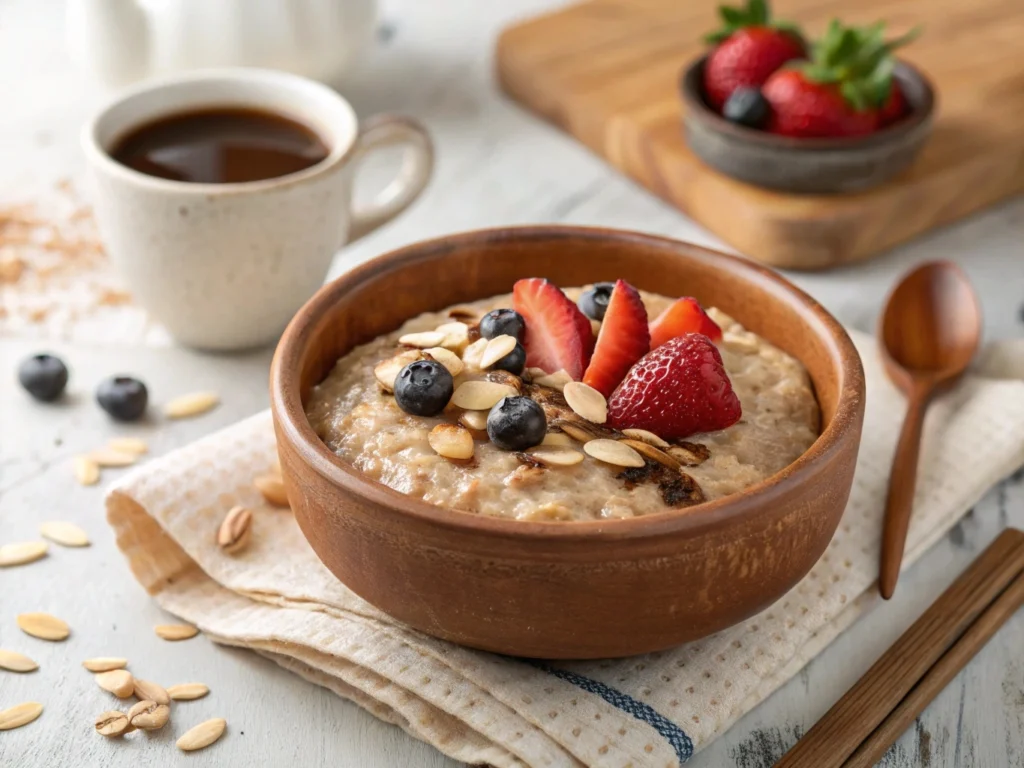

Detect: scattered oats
[458, 409, 489, 431]
[133, 678, 170, 705]
[0, 541, 48, 567]
[177, 718, 227, 752]
[528, 448, 585, 467]
[533, 369, 573, 392]
[398, 330, 445, 349]
[107, 437, 148, 455]
[95, 669, 134, 698]
[155, 624, 198, 641]
[461, 337, 488, 369]
[167, 683, 209, 701]
[17, 612, 69, 641]
[88, 448, 138, 467]
[563, 381, 608, 424]
[253, 475, 289, 508]
[583, 439, 645, 468]
[95, 710, 132, 737]
[451, 380, 517, 410]
[0, 254, 25, 284]
[423, 347, 464, 377]
[479, 335, 518, 369]
[620, 439, 682, 471]
[217, 506, 252, 555]
[0, 649, 38, 673]
[73, 455, 100, 486]
[374, 349, 424, 392]
[428, 424, 475, 460]
[128, 700, 169, 730]
[540, 432, 576, 447]
[39, 521, 90, 547]
[82, 657, 128, 672]
[0, 702, 43, 731]
[164, 391, 220, 419]
[622, 429, 670, 448]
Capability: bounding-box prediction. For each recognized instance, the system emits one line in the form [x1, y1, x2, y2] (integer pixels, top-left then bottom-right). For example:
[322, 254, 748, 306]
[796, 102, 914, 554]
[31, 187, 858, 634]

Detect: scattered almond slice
[589, 318, 602, 336]
[167, 683, 210, 701]
[88, 448, 138, 467]
[133, 678, 170, 705]
[128, 700, 169, 730]
[525, 366, 550, 378]
[527, 448, 585, 467]
[621, 428, 670, 448]
[398, 330, 445, 349]
[423, 347, 464, 377]
[253, 475, 289, 508]
[533, 369, 573, 392]
[177, 718, 227, 752]
[540, 432, 576, 447]
[458, 410, 489, 432]
[155, 623, 198, 641]
[96, 669, 135, 698]
[620, 439, 682, 471]
[164, 391, 220, 419]
[107, 437, 148, 455]
[17, 612, 69, 641]
[460, 338, 488, 369]
[583, 439, 645, 468]
[428, 424, 475, 460]
[95, 710, 132, 737]
[451, 380, 517, 410]
[83, 657, 128, 672]
[0, 649, 38, 673]
[667, 443, 711, 467]
[39, 521, 90, 547]
[374, 349, 423, 392]
[0, 702, 43, 731]
[73, 455, 100, 486]
[217, 506, 252, 554]
[435, 321, 470, 352]
[563, 381, 608, 424]
[0, 541, 48, 567]
[479, 335, 518, 369]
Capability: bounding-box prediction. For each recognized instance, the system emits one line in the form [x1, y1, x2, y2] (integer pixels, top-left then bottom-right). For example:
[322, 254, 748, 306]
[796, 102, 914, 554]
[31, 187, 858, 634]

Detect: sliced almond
[621, 428, 671, 449]
[620, 439, 682, 471]
[398, 330, 445, 349]
[164, 391, 220, 419]
[253, 475, 289, 508]
[0, 702, 43, 731]
[83, 657, 128, 673]
[563, 381, 608, 424]
[374, 349, 424, 392]
[95, 710, 132, 737]
[435, 321, 470, 352]
[479, 335, 518, 369]
[96, 669, 135, 698]
[533, 369, 573, 392]
[423, 347, 464, 377]
[450, 380, 517, 410]
[0, 541, 48, 567]
[552, 420, 600, 444]
[217, 506, 252, 554]
[133, 678, 170, 705]
[128, 700, 169, 730]
[447, 307, 480, 322]
[483, 370, 523, 393]
[428, 424, 474, 460]
[73, 455, 100, 486]
[88, 448, 138, 468]
[107, 437, 148, 455]
[590, 318, 602, 336]
[667, 442, 711, 467]
[583, 439, 645, 468]
[0, 649, 38, 673]
[155, 623, 198, 641]
[39, 521, 90, 547]
[167, 683, 210, 701]
[460, 338, 489, 369]
[458, 410, 489, 432]
[540, 432, 576, 447]
[525, 367, 549, 378]
[17, 612, 69, 641]
[528, 448, 585, 467]
[177, 718, 227, 752]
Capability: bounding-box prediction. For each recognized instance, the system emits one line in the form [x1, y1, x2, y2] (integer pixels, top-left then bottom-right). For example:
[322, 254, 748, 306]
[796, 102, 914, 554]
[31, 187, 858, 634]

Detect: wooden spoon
[878, 261, 981, 599]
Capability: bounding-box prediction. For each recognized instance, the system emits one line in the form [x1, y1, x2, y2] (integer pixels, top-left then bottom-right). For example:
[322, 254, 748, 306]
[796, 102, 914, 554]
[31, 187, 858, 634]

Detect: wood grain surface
[496, 0, 1024, 270]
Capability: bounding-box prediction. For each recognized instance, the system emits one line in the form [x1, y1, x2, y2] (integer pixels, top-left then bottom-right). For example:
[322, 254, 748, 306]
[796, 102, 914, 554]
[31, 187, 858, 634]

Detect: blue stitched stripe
[530, 662, 694, 764]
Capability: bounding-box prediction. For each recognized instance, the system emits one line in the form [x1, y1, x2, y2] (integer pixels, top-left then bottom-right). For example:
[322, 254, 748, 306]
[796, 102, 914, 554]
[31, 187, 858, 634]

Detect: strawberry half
[608, 334, 742, 440]
[649, 297, 722, 348]
[582, 280, 650, 397]
[512, 278, 595, 380]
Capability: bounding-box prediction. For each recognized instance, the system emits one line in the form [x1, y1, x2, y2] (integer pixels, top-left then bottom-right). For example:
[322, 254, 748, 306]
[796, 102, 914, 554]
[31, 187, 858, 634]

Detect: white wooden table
[2, 1, 1022, 766]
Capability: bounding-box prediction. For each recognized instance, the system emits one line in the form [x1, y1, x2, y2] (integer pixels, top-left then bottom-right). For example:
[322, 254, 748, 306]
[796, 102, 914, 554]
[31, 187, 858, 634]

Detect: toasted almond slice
[217, 506, 252, 554]
[621, 428, 671, 449]
[177, 718, 227, 752]
[88, 448, 138, 467]
[435, 321, 470, 352]
[540, 432, 576, 447]
[164, 391, 220, 419]
[590, 318, 602, 336]
[620, 439, 682, 471]
[373, 349, 423, 392]
[533, 369, 573, 392]
[398, 331, 445, 349]
[667, 442, 711, 467]
[583, 439, 645, 468]
[563, 381, 608, 424]
[479, 335, 518, 369]
[450, 380, 517, 410]
[83, 657, 128, 673]
[39, 521, 90, 547]
[167, 683, 210, 701]
[0, 702, 43, 731]
[423, 347, 464, 377]
[155, 623, 198, 641]
[428, 424, 474, 460]
[128, 700, 169, 730]
[95, 710, 132, 737]
[460, 337, 489, 369]
[254, 475, 289, 508]
[0, 649, 38, 673]
[73, 455, 100, 486]
[107, 437, 148, 455]
[96, 669, 135, 698]
[447, 307, 480, 322]
[528, 448, 585, 467]
[458, 409, 489, 432]
[17, 612, 69, 641]
[0, 541, 48, 567]
[133, 678, 169, 705]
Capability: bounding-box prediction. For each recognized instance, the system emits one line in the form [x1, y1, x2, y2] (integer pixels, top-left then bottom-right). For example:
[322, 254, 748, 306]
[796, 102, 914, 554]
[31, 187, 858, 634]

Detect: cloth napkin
[105, 332, 1024, 767]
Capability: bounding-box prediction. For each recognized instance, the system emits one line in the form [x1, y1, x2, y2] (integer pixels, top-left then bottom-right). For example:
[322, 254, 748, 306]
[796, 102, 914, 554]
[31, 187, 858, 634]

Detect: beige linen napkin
[106, 332, 1024, 767]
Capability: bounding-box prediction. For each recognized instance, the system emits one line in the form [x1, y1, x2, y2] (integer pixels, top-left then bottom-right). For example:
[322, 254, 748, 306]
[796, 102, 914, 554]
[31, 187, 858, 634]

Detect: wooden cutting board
[496, 0, 1024, 270]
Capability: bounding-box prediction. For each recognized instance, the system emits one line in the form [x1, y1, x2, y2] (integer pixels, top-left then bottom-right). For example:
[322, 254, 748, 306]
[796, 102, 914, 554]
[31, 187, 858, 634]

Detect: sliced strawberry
[582, 280, 650, 397]
[512, 278, 595, 380]
[649, 297, 722, 348]
[608, 334, 742, 440]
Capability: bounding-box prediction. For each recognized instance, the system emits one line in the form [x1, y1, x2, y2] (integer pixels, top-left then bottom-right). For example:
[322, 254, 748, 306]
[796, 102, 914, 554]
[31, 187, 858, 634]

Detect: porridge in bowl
[306, 279, 819, 521]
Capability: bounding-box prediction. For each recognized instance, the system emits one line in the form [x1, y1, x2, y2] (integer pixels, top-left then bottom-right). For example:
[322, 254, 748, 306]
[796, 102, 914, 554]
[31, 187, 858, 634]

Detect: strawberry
[582, 280, 650, 397]
[762, 70, 879, 138]
[607, 334, 742, 440]
[879, 79, 906, 126]
[702, 0, 805, 111]
[649, 297, 722, 348]
[512, 278, 595, 380]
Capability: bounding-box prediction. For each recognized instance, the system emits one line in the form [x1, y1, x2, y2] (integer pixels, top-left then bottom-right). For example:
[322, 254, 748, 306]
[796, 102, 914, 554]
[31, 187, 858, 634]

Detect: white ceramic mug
[83, 67, 433, 350]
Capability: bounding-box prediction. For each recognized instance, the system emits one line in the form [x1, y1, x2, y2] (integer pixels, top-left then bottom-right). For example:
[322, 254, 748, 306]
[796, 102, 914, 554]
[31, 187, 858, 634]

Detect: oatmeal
[306, 286, 819, 522]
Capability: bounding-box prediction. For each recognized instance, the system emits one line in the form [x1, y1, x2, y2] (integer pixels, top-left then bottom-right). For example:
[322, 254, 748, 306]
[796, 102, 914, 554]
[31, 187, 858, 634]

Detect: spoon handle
[879, 393, 930, 599]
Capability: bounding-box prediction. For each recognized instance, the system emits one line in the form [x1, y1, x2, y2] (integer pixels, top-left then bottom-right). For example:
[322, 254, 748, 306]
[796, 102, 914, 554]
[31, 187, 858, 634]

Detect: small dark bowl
[680, 56, 936, 194]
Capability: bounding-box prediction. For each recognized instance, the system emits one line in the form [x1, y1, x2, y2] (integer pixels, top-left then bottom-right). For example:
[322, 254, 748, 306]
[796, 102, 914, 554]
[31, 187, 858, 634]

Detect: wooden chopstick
[776, 528, 1024, 768]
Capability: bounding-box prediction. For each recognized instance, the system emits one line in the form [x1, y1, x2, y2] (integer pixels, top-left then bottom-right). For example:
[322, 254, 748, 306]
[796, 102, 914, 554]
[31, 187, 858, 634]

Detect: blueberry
[577, 282, 615, 321]
[491, 342, 526, 376]
[486, 396, 546, 451]
[96, 376, 148, 421]
[18, 353, 69, 402]
[479, 309, 525, 341]
[723, 87, 770, 129]
[394, 360, 454, 416]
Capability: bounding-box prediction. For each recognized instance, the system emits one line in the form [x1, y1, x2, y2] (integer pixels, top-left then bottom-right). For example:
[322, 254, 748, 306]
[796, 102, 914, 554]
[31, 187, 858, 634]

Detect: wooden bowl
[270, 226, 865, 659]
[680, 56, 936, 193]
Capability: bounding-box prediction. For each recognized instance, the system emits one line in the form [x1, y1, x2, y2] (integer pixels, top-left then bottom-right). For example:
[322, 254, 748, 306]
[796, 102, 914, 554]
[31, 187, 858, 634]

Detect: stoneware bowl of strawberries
[270, 225, 865, 658]
[680, 0, 935, 193]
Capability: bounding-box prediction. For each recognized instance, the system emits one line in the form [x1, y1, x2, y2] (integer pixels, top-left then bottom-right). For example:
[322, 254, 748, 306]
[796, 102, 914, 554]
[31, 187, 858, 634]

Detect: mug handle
[348, 115, 434, 242]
